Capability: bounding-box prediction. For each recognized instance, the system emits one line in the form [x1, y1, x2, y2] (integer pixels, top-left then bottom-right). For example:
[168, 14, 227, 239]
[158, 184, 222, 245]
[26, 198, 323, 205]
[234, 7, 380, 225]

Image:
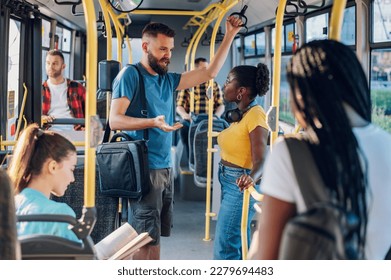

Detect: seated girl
[8, 123, 79, 242]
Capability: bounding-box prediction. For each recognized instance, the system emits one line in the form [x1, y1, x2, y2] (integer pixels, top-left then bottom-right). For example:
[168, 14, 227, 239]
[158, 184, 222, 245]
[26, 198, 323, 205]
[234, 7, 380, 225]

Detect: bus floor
[160, 189, 216, 260]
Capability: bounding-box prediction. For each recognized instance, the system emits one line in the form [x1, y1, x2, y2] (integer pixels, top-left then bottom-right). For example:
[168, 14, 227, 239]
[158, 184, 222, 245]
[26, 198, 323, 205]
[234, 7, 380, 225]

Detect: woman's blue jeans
[213, 163, 259, 260]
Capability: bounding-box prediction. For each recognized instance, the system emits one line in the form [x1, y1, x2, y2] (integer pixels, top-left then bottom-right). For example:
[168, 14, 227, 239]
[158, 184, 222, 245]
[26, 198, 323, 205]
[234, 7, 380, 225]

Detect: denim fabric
[213, 163, 259, 260]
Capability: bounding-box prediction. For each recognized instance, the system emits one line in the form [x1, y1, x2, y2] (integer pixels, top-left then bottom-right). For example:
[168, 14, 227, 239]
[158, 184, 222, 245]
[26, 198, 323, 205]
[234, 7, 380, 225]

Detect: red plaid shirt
[42, 79, 86, 118]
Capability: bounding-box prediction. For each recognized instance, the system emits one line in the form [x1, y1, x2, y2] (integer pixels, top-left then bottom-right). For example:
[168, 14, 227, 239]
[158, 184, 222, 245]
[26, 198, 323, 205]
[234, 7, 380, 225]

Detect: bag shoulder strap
[284, 135, 328, 208]
[103, 64, 148, 143]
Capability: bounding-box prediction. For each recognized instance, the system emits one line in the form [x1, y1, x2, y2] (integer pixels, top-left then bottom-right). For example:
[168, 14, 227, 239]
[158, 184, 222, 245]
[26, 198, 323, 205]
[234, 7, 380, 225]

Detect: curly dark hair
[231, 63, 270, 98]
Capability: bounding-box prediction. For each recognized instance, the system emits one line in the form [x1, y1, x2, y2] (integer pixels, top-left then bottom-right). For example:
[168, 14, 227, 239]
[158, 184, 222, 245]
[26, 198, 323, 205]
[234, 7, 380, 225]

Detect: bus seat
[193, 119, 228, 188]
[0, 169, 18, 259]
[188, 114, 209, 171]
[17, 214, 96, 260]
[19, 235, 94, 260]
[52, 164, 119, 244]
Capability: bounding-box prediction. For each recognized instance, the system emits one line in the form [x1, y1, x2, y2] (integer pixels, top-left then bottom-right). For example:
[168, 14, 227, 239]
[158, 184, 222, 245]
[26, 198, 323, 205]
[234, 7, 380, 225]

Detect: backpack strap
[102, 64, 148, 143]
[284, 135, 329, 209]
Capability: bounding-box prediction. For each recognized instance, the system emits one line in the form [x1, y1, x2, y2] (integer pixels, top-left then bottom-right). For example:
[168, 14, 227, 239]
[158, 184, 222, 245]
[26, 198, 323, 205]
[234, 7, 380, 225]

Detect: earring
[236, 93, 242, 101]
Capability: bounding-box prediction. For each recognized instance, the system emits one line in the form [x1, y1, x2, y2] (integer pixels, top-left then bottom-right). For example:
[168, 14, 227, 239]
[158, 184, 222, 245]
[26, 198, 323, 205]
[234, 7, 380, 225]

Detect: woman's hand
[236, 174, 255, 191]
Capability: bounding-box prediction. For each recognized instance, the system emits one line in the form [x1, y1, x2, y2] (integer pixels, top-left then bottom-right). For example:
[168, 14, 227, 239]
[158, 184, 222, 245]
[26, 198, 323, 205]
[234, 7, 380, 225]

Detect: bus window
[341, 5, 356, 46]
[306, 12, 329, 42]
[279, 55, 295, 125]
[233, 37, 241, 66]
[271, 27, 284, 53]
[256, 32, 266, 56]
[371, 48, 391, 133]
[244, 34, 256, 56]
[7, 18, 21, 140]
[42, 18, 51, 83]
[372, 0, 391, 43]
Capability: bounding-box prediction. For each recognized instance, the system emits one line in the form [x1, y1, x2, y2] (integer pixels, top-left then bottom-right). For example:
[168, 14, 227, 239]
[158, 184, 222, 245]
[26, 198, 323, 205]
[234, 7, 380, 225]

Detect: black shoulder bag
[96, 64, 150, 200]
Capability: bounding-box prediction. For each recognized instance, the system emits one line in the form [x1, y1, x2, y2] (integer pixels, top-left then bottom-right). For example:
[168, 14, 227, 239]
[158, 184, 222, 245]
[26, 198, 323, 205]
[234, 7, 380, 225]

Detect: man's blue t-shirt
[112, 62, 181, 169]
[15, 188, 79, 243]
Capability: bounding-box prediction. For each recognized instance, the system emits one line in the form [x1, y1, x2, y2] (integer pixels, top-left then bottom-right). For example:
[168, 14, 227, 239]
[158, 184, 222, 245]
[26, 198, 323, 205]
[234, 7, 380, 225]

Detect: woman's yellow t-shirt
[217, 105, 267, 169]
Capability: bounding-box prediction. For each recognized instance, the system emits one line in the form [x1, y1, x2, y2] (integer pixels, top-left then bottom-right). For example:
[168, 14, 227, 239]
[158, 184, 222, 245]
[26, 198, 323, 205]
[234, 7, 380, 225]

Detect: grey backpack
[278, 136, 361, 260]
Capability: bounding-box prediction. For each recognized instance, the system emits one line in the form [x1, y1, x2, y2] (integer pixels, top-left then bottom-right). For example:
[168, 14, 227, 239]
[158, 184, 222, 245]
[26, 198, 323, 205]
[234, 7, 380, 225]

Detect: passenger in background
[213, 63, 270, 260]
[249, 40, 391, 259]
[110, 16, 243, 260]
[0, 169, 19, 259]
[8, 123, 79, 242]
[42, 50, 86, 131]
[176, 57, 225, 157]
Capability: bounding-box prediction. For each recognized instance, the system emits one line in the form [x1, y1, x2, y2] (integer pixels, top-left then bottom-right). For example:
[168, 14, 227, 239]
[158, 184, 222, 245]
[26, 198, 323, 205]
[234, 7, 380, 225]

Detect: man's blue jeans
[213, 163, 259, 260]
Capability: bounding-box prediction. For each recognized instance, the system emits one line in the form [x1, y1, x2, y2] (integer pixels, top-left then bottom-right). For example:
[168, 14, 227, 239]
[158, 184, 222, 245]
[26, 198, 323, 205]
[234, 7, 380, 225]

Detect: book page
[108, 232, 153, 260]
[95, 223, 138, 260]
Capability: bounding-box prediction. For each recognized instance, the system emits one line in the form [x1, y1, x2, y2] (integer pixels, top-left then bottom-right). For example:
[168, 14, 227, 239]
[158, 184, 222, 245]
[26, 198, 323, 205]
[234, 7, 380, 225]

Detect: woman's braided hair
[287, 39, 370, 258]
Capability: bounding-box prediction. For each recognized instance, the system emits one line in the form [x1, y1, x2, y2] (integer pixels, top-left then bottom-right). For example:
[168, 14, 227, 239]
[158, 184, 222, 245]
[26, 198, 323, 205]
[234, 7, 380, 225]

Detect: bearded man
[42, 50, 86, 131]
[110, 18, 243, 260]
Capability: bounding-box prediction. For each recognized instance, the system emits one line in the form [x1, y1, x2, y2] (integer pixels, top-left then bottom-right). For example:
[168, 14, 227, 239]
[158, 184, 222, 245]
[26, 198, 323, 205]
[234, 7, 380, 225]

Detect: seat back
[188, 114, 209, 171]
[52, 165, 119, 244]
[193, 119, 228, 187]
[0, 169, 18, 259]
[17, 214, 96, 260]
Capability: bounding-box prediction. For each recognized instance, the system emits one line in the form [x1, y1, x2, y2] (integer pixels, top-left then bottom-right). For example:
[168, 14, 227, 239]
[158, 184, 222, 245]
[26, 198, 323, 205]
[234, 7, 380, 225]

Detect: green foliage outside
[277, 90, 391, 133]
[372, 107, 391, 133]
[371, 90, 391, 133]
[371, 89, 391, 110]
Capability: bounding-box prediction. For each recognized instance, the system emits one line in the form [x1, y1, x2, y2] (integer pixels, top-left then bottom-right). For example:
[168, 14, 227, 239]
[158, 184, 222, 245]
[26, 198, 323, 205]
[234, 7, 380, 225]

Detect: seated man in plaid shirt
[42, 50, 86, 131]
[176, 57, 225, 157]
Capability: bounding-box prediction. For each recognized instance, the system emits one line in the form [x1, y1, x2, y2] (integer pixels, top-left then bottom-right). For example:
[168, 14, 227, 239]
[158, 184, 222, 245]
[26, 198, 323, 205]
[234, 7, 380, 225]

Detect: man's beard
[148, 51, 169, 75]
[48, 69, 62, 79]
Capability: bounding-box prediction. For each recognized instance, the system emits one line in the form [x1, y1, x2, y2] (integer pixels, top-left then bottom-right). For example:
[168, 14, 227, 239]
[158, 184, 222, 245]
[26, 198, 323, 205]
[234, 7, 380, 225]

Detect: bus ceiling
[26, 0, 332, 33]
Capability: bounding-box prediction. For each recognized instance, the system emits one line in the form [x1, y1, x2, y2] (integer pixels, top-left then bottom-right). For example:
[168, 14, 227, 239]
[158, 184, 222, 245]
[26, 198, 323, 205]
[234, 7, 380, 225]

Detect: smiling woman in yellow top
[214, 63, 270, 260]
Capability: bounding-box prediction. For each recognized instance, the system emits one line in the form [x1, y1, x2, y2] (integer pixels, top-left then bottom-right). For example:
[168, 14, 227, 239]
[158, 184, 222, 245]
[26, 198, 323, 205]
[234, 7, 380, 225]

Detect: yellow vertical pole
[125, 35, 132, 64]
[268, 0, 288, 150]
[203, 0, 238, 242]
[98, 0, 113, 60]
[107, 9, 124, 65]
[81, 0, 97, 208]
[15, 84, 28, 140]
[329, 0, 347, 40]
[187, 22, 206, 112]
[189, 22, 212, 113]
[241, 186, 263, 259]
[241, 188, 251, 260]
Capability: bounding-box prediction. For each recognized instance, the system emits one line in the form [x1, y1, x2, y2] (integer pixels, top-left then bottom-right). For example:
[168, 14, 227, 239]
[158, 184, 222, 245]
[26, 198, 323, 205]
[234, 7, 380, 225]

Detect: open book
[95, 223, 153, 260]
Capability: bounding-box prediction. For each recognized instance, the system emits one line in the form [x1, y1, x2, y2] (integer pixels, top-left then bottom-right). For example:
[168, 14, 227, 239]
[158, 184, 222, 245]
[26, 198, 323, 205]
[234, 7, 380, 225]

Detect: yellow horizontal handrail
[130, 4, 221, 17]
[0, 140, 84, 146]
[247, 186, 264, 202]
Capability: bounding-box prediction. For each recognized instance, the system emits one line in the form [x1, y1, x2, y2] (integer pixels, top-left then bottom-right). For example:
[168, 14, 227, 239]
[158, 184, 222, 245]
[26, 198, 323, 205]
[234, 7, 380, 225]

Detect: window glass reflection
[341, 6, 356, 45]
[372, 0, 391, 43]
[8, 19, 21, 139]
[306, 13, 328, 42]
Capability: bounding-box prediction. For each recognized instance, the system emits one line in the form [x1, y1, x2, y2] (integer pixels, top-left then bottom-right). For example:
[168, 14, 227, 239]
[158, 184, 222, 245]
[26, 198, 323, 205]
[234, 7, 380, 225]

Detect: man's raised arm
[176, 16, 243, 91]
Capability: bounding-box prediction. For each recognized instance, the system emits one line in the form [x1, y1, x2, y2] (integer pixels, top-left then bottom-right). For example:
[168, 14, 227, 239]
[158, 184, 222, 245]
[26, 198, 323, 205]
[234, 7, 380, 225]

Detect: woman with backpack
[248, 40, 391, 259]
